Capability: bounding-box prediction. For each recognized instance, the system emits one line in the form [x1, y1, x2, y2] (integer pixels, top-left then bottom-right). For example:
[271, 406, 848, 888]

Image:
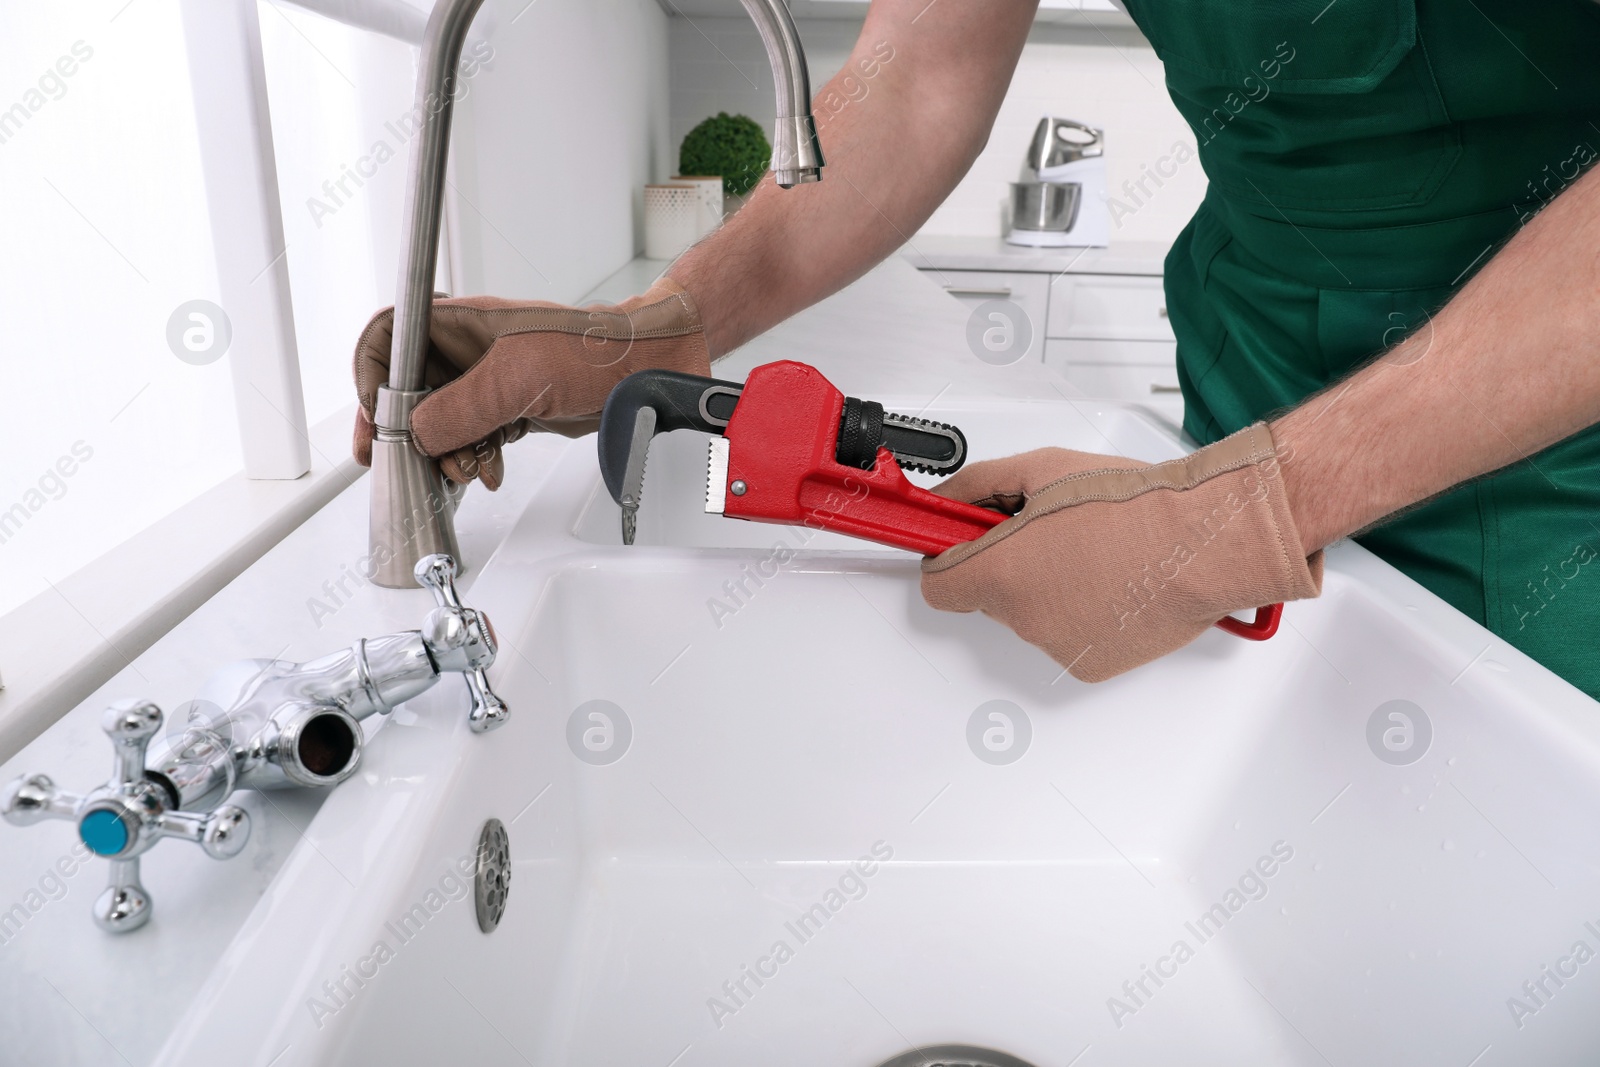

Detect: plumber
[349, 1, 1600, 693]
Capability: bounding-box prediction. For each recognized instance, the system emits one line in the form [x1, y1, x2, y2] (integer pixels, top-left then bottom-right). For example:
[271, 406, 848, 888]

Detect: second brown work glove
[920, 423, 1323, 683]
[352, 277, 710, 489]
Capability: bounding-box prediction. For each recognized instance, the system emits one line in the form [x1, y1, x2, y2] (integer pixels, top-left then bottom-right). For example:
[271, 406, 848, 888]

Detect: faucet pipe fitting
[0, 556, 506, 932]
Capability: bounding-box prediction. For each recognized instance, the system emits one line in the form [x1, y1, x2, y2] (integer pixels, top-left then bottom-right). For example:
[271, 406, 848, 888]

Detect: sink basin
[141, 398, 1600, 1066]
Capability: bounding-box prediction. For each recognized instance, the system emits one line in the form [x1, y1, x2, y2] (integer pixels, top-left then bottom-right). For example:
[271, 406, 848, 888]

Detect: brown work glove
[352, 276, 710, 489]
[921, 423, 1322, 683]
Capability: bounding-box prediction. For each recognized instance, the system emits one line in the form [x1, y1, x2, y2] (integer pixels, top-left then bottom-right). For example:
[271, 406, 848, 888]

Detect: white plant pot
[643, 184, 701, 260]
[671, 175, 725, 239]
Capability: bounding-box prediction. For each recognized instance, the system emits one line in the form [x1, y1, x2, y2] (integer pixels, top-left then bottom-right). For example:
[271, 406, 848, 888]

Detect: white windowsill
[0, 407, 362, 762]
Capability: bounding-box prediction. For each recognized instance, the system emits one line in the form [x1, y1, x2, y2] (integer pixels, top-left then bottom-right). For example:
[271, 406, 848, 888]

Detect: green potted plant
[679, 112, 771, 208]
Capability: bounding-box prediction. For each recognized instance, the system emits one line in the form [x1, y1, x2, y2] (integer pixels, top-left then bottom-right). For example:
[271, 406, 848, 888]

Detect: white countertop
[898, 234, 1170, 276]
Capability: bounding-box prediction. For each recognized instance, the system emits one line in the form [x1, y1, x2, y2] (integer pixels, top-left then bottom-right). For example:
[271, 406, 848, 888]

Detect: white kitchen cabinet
[911, 238, 1181, 414]
[932, 269, 1051, 366]
[1047, 272, 1173, 342]
[1043, 339, 1181, 398]
[1044, 273, 1182, 415]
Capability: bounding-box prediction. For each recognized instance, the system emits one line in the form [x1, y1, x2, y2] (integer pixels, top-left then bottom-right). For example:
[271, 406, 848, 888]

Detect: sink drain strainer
[474, 818, 511, 933]
[872, 1047, 1038, 1067]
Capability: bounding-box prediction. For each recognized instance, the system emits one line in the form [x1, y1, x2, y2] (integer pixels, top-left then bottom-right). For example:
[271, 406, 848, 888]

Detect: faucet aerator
[775, 168, 823, 188]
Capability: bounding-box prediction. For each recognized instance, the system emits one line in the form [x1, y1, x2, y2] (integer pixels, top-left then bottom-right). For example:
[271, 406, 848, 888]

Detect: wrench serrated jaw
[619, 406, 657, 546]
[705, 437, 729, 515]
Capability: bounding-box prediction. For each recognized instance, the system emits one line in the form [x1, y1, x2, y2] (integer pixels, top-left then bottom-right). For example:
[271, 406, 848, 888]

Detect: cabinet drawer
[924, 269, 1051, 364]
[1048, 273, 1173, 341]
[1060, 367, 1186, 421]
[1055, 362, 1184, 401]
[1045, 337, 1177, 367]
[1045, 339, 1181, 401]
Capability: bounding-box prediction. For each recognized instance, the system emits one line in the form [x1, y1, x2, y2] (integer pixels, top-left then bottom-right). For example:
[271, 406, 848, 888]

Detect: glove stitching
[925, 424, 1276, 573]
[1257, 466, 1322, 601]
[356, 282, 706, 477]
[496, 321, 704, 341]
[359, 296, 703, 407]
[431, 294, 704, 343]
[1027, 424, 1273, 502]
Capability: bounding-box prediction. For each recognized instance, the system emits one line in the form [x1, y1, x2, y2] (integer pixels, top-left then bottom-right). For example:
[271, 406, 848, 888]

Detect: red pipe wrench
[598, 360, 1280, 640]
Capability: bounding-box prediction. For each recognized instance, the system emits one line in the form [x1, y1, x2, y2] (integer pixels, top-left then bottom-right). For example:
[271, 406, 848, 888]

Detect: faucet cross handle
[1, 699, 251, 933]
[414, 554, 509, 733]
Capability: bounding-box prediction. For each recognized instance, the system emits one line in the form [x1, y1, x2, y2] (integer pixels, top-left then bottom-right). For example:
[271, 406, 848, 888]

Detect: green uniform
[1117, 0, 1600, 696]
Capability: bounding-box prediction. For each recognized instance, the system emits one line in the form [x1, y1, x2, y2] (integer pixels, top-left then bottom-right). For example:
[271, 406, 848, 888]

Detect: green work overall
[1116, 0, 1600, 696]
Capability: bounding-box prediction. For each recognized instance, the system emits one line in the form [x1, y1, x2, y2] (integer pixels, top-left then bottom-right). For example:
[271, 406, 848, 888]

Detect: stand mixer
[1007, 117, 1109, 248]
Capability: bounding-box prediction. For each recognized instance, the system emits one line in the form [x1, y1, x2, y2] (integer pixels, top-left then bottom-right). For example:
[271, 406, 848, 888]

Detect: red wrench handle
[719, 361, 1279, 641]
[1214, 604, 1282, 641]
[800, 478, 1279, 641]
[789, 450, 1005, 557]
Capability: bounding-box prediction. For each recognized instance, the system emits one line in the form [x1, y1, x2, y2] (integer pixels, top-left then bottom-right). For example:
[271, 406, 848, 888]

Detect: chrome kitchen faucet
[1, 555, 505, 932]
[367, 0, 825, 586]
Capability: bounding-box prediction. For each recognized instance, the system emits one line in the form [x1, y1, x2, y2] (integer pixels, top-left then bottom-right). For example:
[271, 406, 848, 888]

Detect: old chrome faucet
[1, 555, 504, 932]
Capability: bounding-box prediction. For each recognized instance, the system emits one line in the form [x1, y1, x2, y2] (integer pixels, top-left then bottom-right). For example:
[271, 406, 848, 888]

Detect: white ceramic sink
[145, 397, 1600, 1067]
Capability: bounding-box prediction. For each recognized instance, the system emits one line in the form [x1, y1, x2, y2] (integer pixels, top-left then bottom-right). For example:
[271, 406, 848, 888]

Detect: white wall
[0, 2, 238, 619]
[669, 16, 1205, 246]
[451, 0, 673, 302]
[0, 0, 671, 619]
[260, 0, 672, 421]
[258, 2, 423, 432]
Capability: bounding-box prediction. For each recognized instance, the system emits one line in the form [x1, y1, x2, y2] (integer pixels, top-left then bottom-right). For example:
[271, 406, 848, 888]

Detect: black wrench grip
[597, 369, 741, 504]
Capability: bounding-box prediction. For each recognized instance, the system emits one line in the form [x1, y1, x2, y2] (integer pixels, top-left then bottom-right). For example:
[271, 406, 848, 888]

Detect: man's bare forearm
[1273, 164, 1600, 554]
[669, 0, 1037, 358]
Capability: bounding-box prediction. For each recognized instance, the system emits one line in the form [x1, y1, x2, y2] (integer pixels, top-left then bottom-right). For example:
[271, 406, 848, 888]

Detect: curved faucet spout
[368, 0, 483, 587]
[738, 0, 825, 187]
[388, 0, 487, 397]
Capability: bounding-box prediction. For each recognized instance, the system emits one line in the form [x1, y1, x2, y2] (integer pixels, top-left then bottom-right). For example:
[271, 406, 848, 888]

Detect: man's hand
[921, 425, 1323, 682]
[351, 278, 708, 489]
